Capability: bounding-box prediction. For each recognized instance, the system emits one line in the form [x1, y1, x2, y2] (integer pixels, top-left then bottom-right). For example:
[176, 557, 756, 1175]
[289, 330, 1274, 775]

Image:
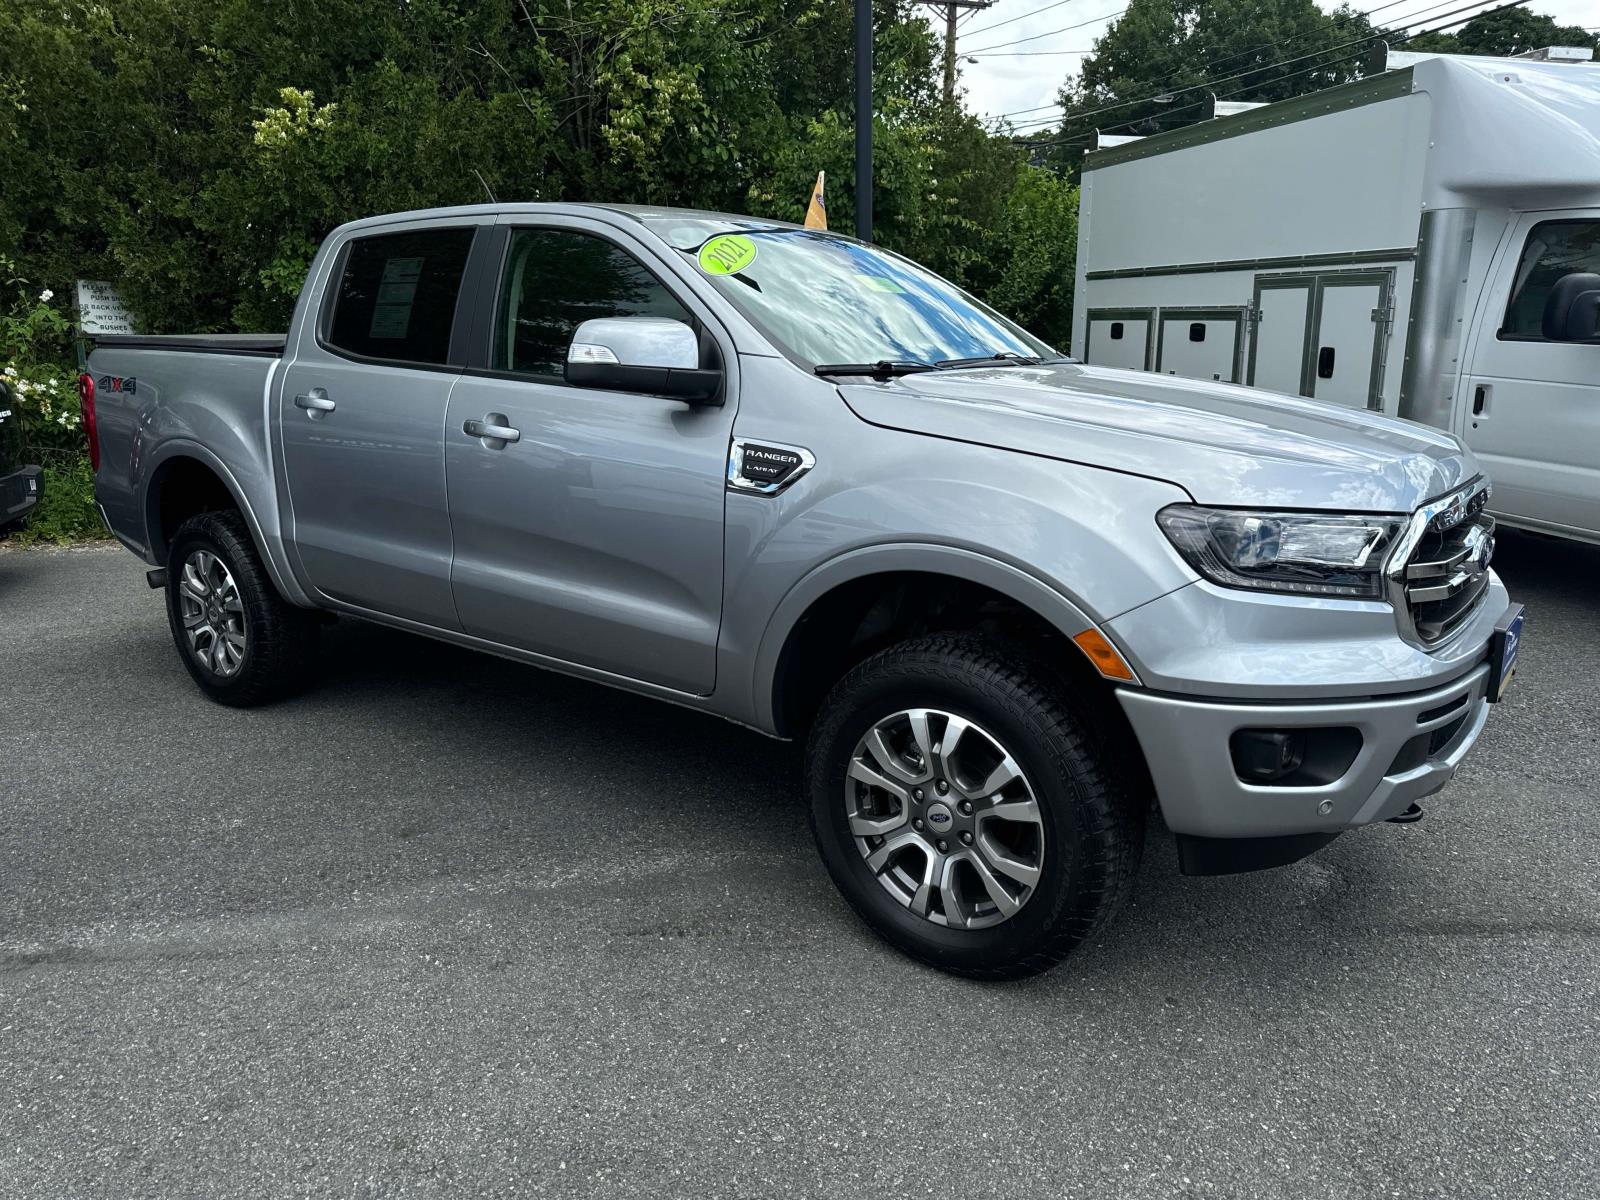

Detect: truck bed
[90, 333, 285, 357]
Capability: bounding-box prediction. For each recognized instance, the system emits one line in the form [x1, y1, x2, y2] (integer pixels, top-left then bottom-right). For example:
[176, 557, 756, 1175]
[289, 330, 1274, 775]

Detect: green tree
[1404, 7, 1598, 57]
[1038, 0, 1377, 170]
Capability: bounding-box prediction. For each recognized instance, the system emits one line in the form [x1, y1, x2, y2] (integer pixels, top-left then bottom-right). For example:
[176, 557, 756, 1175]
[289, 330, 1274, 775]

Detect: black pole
[854, 0, 872, 241]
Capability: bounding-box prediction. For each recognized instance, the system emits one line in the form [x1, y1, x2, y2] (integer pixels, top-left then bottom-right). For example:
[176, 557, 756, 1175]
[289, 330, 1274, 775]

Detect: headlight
[1157, 505, 1406, 599]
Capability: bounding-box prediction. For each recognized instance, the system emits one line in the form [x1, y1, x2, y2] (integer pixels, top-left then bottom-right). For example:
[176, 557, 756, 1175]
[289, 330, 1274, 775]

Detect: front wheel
[806, 634, 1144, 979]
[164, 510, 320, 706]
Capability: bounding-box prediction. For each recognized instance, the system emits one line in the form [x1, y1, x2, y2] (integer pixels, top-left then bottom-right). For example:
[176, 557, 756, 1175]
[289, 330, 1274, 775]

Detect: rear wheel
[806, 634, 1143, 979]
[164, 511, 319, 706]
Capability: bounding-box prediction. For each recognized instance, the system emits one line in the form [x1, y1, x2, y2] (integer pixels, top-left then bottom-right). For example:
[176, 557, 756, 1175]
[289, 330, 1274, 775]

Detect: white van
[1071, 48, 1600, 544]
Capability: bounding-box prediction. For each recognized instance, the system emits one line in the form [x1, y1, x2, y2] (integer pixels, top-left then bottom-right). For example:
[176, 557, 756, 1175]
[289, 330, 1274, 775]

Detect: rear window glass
[1502, 220, 1600, 339]
[326, 228, 475, 364]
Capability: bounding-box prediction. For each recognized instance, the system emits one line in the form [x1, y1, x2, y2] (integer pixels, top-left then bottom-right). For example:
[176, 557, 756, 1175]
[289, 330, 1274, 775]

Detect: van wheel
[164, 511, 319, 706]
[806, 634, 1143, 979]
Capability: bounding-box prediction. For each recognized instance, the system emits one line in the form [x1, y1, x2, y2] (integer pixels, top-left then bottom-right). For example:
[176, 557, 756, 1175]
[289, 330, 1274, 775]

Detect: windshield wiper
[813, 361, 935, 378]
[933, 352, 1064, 370]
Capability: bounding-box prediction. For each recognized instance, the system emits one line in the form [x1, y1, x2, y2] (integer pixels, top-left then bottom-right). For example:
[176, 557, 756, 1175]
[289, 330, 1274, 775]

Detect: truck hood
[838, 362, 1475, 513]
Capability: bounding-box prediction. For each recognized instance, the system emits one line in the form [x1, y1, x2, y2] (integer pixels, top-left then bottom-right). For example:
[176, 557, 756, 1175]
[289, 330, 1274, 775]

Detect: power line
[964, 7, 1127, 54]
[959, 0, 1084, 40]
[1018, 0, 1531, 147]
[1003, 0, 1515, 132]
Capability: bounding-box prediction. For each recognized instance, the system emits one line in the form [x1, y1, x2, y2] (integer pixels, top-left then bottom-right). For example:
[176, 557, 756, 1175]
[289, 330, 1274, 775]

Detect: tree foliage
[1041, 0, 1377, 169]
[0, 0, 1077, 347]
[1405, 8, 1598, 57]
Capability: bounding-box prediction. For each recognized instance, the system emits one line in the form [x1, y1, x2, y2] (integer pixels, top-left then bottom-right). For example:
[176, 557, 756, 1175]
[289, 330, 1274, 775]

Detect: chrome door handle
[463, 415, 521, 445]
[294, 390, 336, 413]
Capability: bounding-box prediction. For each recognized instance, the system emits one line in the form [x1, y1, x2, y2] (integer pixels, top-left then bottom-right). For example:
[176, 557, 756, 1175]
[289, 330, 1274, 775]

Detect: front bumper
[0, 464, 42, 532]
[1118, 658, 1493, 841]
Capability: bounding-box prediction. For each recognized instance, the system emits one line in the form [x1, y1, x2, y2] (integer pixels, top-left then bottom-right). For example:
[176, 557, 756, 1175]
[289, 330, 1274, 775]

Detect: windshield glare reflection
[657, 225, 1055, 369]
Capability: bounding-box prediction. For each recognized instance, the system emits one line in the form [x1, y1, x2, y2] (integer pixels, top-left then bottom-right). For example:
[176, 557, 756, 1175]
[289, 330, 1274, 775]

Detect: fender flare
[748, 542, 1115, 733]
[141, 439, 314, 607]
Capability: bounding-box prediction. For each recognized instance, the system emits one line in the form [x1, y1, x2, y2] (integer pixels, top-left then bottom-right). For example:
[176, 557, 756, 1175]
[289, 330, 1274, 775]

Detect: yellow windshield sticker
[697, 234, 758, 276]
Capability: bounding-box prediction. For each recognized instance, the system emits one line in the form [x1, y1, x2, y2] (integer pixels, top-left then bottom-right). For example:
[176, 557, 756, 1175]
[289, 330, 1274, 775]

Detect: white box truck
[1071, 49, 1600, 544]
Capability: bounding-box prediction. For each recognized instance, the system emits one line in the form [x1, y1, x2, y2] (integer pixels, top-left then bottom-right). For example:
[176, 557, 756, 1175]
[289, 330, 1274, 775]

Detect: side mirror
[1541, 272, 1600, 342]
[565, 316, 723, 405]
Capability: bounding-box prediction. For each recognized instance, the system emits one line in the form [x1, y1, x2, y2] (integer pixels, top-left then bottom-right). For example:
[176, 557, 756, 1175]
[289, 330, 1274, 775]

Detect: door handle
[463, 414, 521, 445]
[1472, 384, 1491, 418]
[294, 390, 336, 415]
[1317, 346, 1336, 379]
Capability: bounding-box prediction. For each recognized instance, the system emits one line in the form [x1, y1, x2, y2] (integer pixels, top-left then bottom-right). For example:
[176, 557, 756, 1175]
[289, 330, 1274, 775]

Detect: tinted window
[496, 229, 693, 376]
[1502, 220, 1600, 339]
[327, 228, 474, 364]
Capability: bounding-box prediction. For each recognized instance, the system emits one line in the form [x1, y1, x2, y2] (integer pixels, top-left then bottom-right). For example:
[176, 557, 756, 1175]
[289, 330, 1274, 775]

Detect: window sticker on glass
[370, 256, 423, 339]
[697, 235, 758, 276]
[858, 275, 906, 295]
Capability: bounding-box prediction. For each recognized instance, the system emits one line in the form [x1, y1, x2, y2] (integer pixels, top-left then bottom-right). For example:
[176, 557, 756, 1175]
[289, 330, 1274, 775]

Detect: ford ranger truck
[83, 205, 1524, 979]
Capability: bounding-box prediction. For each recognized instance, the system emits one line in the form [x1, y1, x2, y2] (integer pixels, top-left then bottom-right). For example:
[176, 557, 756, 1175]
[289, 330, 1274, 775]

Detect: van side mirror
[1541, 272, 1600, 342]
[565, 316, 723, 405]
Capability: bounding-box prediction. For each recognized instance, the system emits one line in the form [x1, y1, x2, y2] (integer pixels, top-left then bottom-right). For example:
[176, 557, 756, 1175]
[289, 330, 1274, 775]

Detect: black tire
[164, 510, 320, 706]
[806, 634, 1144, 980]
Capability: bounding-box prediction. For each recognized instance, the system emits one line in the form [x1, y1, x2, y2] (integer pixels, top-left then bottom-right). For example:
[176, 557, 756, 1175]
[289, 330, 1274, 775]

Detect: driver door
[1461, 212, 1600, 540]
[443, 219, 736, 695]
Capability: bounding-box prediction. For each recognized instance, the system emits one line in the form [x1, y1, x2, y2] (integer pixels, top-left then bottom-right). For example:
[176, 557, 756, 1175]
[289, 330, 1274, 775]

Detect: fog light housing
[1230, 729, 1305, 782]
[1229, 726, 1364, 787]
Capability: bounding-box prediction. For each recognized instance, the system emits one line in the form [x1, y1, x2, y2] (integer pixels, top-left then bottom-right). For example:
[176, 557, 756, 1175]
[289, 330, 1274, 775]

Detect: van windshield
[646, 219, 1057, 368]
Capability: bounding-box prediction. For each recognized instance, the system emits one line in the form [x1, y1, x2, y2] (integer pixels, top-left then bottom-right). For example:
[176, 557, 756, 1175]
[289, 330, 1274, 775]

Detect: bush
[1, 258, 105, 545]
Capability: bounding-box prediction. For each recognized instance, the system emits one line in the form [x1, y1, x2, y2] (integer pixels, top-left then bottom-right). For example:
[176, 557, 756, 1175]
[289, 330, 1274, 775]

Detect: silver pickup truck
[86, 204, 1523, 978]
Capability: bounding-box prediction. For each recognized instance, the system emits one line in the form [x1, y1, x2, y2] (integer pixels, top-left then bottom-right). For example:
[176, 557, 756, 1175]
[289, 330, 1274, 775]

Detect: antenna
[473, 169, 498, 204]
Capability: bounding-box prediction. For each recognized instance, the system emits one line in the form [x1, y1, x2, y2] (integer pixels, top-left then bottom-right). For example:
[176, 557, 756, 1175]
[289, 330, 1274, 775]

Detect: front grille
[1396, 484, 1494, 646]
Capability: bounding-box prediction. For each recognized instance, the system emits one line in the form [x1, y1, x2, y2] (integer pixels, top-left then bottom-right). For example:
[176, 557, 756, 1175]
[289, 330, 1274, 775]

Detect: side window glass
[496, 229, 694, 377]
[326, 228, 474, 365]
[1501, 220, 1600, 339]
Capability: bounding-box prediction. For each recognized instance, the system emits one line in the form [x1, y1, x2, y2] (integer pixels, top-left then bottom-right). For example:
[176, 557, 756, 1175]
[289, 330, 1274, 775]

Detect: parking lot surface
[2, 533, 1597, 1199]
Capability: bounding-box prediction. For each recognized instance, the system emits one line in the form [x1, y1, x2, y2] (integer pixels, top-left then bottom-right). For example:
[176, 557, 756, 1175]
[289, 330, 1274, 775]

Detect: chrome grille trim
[1385, 478, 1495, 649]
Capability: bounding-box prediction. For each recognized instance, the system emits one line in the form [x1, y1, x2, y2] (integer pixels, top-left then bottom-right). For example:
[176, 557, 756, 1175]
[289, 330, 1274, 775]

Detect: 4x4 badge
[727, 439, 816, 496]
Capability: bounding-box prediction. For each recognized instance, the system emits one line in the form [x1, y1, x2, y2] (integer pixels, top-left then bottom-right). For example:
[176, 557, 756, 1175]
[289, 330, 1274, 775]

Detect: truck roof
[327, 202, 804, 240]
[1083, 54, 1600, 210]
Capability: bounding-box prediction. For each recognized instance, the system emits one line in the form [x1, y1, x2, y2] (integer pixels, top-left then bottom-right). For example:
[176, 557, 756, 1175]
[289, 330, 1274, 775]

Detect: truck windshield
[646, 219, 1057, 368]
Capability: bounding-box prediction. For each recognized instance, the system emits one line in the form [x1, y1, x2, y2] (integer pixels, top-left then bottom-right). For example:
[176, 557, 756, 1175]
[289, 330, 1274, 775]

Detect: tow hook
[1387, 803, 1425, 824]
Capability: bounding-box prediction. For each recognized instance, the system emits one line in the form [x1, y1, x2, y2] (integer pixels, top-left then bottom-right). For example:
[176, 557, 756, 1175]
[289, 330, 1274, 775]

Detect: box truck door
[1084, 309, 1153, 371]
[1307, 272, 1392, 410]
[1248, 279, 1313, 396]
[1154, 308, 1246, 383]
[1462, 213, 1600, 541]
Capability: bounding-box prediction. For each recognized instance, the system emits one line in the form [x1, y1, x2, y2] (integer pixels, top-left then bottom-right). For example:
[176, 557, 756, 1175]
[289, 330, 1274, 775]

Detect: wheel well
[149, 457, 240, 561]
[770, 571, 1133, 746]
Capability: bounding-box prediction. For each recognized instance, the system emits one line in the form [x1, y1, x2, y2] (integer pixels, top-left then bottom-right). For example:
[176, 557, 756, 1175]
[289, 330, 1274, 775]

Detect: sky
[934, 0, 1598, 129]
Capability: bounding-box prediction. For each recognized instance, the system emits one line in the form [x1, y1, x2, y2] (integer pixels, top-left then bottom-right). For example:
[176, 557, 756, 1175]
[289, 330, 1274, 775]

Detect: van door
[1307, 271, 1392, 411]
[443, 220, 735, 695]
[1248, 278, 1313, 396]
[1084, 309, 1153, 371]
[278, 221, 485, 627]
[1154, 307, 1246, 382]
[1461, 213, 1600, 541]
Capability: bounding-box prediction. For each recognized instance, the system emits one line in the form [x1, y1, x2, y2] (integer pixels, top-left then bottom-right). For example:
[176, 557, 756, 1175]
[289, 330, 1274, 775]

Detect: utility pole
[925, 0, 995, 106]
[855, 0, 872, 240]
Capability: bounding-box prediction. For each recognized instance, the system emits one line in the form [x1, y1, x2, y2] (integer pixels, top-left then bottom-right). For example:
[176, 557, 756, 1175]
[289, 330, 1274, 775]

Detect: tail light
[78, 372, 100, 472]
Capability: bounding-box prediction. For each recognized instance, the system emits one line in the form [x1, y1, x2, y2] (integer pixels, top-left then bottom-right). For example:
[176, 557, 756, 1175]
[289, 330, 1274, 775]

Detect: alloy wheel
[177, 549, 247, 677]
[844, 708, 1045, 929]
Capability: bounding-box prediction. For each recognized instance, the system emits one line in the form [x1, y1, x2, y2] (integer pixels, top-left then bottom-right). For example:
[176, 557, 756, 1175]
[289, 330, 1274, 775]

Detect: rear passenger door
[443, 218, 736, 695]
[278, 219, 487, 628]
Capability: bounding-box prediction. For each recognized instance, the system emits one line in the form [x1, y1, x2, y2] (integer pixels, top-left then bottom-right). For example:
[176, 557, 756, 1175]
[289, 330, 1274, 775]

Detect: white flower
[2, 366, 14, 377]
[38, 289, 53, 303]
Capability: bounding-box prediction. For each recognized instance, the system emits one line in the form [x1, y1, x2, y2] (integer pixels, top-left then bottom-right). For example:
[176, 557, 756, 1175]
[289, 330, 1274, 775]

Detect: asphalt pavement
[1, 533, 1597, 1199]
